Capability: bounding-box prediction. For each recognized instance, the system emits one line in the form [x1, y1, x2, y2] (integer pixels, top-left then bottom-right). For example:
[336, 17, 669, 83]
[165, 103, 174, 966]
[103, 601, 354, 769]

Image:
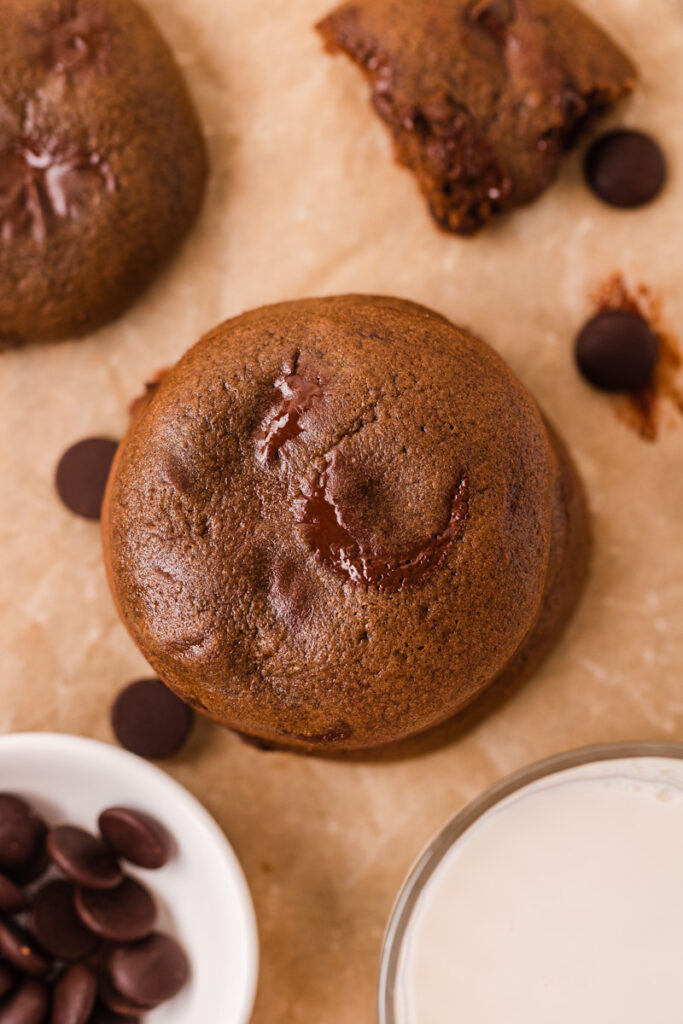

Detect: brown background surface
[1, 1, 683, 1021]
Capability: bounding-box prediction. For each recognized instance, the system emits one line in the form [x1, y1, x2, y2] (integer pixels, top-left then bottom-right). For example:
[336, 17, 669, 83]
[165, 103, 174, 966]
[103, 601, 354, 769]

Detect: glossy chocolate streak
[254, 372, 324, 461]
[0, 137, 115, 243]
[298, 469, 469, 593]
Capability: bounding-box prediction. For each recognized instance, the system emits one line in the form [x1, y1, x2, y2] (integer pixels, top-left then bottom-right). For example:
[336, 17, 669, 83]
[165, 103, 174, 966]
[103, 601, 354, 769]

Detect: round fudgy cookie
[103, 296, 589, 752]
[0, 0, 207, 346]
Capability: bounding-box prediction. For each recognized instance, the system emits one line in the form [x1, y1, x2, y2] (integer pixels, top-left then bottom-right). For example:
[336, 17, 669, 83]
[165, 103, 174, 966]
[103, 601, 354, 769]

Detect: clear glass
[378, 741, 683, 1024]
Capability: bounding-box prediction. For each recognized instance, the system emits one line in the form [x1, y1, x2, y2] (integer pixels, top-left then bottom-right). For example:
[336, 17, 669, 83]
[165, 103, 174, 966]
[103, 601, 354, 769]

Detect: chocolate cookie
[102, 296, 589, 752]
[317, 0, 636, 234]
[0, 0, 207, 346]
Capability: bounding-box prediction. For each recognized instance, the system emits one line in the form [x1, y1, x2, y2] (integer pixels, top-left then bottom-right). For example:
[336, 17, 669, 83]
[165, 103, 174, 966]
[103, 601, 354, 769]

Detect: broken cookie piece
[316, 0, 636, 234]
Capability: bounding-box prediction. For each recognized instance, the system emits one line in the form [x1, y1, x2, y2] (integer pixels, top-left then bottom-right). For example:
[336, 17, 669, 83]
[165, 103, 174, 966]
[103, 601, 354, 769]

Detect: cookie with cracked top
[0, 0, 207, 346]
[316, 0, 636, 234]
[102, 295, 589, 753]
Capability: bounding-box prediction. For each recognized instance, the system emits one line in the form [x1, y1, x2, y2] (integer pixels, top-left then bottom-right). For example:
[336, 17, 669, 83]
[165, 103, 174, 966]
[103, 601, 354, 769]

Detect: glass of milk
[380, 743, 683, 1024]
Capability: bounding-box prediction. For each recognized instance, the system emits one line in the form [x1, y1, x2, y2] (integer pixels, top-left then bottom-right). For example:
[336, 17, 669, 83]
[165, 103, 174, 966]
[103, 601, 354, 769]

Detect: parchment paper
[1, 0, 682, 1021]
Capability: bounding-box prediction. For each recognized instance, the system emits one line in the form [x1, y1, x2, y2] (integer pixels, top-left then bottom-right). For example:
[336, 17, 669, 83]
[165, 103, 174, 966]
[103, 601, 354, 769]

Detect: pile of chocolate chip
[0, 794, 189, 1024]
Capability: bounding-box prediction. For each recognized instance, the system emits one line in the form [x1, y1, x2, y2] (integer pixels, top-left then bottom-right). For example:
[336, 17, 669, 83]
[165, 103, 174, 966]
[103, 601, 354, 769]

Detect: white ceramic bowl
[0, 732, 258, 1024]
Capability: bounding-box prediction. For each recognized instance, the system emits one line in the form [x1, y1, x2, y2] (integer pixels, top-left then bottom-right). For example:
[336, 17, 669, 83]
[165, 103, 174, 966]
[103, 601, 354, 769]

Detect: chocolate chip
[75, 878, 156, 944]
[107, 934, 189, 1008]
[0, 979, 48, 1024]
[31, 880, 98, 961]
[47, 827, 122, 891]
[0, 921, 50, 977]
[51, 964, 97, 1024]
[97, 976, 150, 1017]
[84, 941, 117, 974]
[0, 798, 188, 1021]
[585, 130, 667, 208]
[111, 680, 194, 760]
[0, 796, 47, 875]
[97, 809, 171, 870]
[0, 874, 26, 916]
[55, 438, 118, 520]
[0, 963, 15, 1000]
[8, 846, 48, 888]
[576, 310, 659, 392]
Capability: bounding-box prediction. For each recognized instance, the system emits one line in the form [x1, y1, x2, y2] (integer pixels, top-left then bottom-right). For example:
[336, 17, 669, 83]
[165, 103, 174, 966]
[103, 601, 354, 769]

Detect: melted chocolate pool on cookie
[0, 135, 114, 245]
[254, 362, 326, 462]
[256, 365, 470, 592]
[297, 461, 469, 594]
